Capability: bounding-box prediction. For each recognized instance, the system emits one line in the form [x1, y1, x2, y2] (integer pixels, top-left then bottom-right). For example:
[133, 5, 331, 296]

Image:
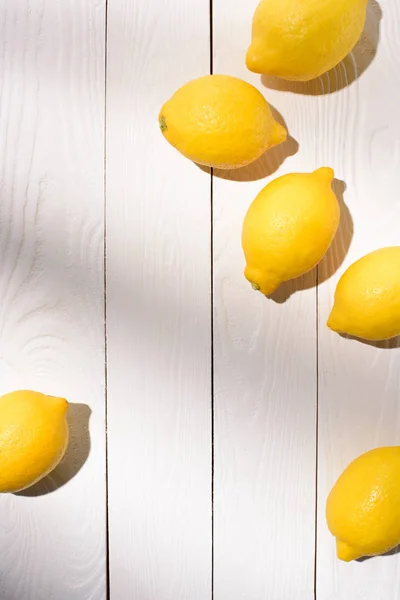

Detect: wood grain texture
[212, 3, 318, 599]
[0, 1, 106, 599]
[105, 1, 212, 599]
[317, 1, 400, 598]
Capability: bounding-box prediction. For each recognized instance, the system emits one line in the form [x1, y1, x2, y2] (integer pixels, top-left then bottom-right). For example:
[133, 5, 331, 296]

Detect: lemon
[327, 447, 400, 561]
[246, 0, 368, 81]
[0, 390, 69, 493]
[158, 74, 287, 169]
[328, 247, 400, 341]
[242, 168, 340, 295]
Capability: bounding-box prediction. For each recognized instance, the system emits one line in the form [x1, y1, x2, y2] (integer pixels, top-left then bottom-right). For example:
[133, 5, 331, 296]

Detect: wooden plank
[212, 3, 317, 599]
[0, 1, 106, 599]
[105, 1, 212, 599]
[317, 1, 400, 597]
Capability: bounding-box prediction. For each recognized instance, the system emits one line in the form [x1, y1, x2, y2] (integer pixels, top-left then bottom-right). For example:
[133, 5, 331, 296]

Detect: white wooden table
[0, 0, 399, 598]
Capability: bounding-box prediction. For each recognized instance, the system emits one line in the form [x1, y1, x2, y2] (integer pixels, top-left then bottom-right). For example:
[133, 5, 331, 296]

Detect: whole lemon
[246, 0, 368, 81]
[242, 168, 340, 295]
[0, 390, 69, 493]
[327, 447, 400, 562]
[328, 247, 400, 341]
[158, 75, 287, 169]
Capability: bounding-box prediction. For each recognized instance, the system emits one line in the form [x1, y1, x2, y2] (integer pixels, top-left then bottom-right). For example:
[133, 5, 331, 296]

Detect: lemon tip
[245, 45, 260, 73]
[314, 166, 334, 182]
[327, 307, 343, 334]
[336, 539, 362, 562]
[49, 395, 68, 415]
[271, 121, 288, 146]
[326, 314, 335, 330]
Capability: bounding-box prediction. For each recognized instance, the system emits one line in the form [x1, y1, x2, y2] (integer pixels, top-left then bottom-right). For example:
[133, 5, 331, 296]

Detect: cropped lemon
[328, 247, 400, 341]
[327, 447, 400, 561]
[242, 168, 339, 295]
[159, 74, 287, 169]
[246, 0, 368, 81]
[0, 390, 69, 493]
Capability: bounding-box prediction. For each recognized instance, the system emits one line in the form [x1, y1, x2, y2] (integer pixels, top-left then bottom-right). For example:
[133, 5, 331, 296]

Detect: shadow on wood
[268, 179, 353, 304]
[339, 333, 400, 350]
[16, 402, 91, 497]
[197, 106, 298, 182]
[261, 0, 382, 96]
[356, 544, 400, 562]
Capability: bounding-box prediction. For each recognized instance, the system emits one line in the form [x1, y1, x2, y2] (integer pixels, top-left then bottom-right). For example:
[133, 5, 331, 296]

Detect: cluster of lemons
[0, 0, 398, 569]
[159, 0, 400, 563]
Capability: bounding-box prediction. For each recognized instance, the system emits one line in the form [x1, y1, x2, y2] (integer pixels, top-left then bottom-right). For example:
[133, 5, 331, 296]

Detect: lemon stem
[159, 116, 167, 132]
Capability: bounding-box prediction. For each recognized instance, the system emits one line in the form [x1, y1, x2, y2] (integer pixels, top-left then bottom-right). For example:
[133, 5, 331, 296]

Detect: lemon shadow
[197, 106, 298, 182]
[261, 0, 382, 96]
[268, 179, 353, 304]
[339, 333, 400, 350]
[356, 544, 400, 562]
[16, 402, 91, 497]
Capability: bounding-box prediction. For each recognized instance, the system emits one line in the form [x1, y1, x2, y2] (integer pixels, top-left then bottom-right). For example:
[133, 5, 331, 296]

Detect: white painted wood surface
[0, 1, 107, 599]
[212, 4, 318, 600]
[2, 0, 400, 598]
[105, 1, 212, 599]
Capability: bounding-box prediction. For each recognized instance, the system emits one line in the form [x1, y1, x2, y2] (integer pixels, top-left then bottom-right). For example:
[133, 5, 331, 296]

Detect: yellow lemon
[328, 247, 400, 341]
[242, 168, 340, 295]
[0, 390, 69, 493]
[246, 0, 368, 81]
[327, 447, 400, 562]
[158, 74, 287, 169]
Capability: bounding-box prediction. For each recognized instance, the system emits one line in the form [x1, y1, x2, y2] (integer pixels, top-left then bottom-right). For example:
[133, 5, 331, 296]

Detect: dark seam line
[104, 1, 110, 599]
[211, 172, 214, 600]
[209, 1, 214, 598]
[314, 266, 319, 600]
